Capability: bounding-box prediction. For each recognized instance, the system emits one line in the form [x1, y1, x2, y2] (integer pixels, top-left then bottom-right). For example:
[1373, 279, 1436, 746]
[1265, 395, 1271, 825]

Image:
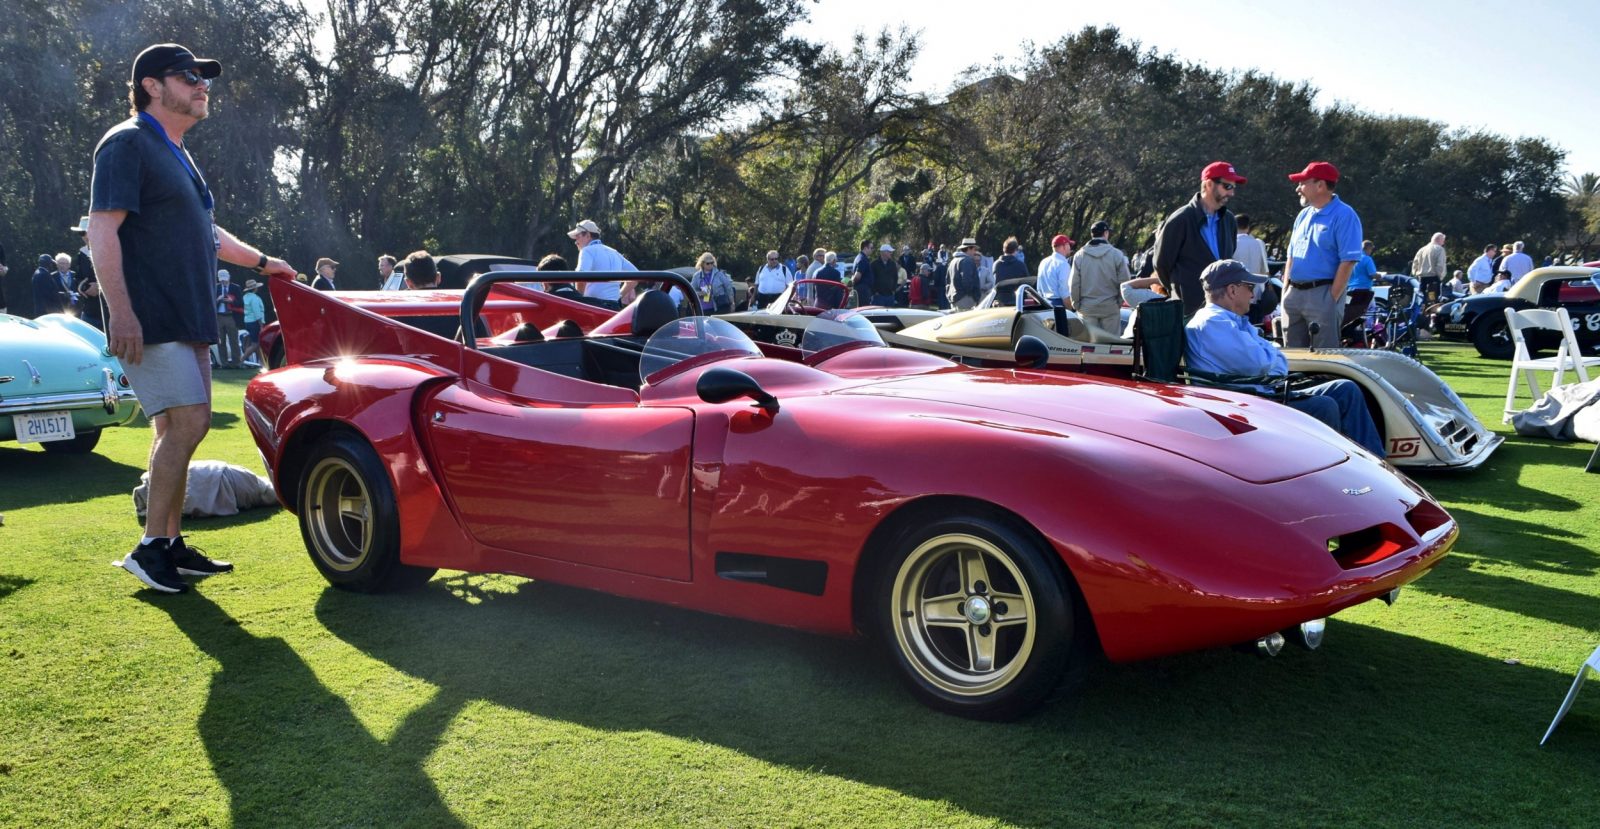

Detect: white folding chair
[1502, 307, 1600, 422]
[1541, 643, 1600, 745]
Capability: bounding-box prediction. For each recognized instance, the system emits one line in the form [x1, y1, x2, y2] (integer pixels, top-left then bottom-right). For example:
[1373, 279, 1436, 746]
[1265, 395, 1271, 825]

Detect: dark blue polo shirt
[89, 117, 218, 344]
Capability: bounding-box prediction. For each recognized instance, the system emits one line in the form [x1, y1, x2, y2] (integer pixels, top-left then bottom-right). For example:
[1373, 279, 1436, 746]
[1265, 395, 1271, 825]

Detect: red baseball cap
[1051, 234, 1074, 248]
[1202, 161, 1247, 184]
[1288, 161, 1340, 184]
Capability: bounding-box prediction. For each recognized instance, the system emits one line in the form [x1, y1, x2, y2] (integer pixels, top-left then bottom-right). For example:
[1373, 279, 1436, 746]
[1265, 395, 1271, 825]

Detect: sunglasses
[1214, 180, 1237, 191]
[164, 69, 212, 89]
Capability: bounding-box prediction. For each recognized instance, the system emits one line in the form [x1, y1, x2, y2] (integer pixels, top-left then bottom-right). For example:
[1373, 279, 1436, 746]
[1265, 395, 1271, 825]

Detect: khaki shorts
[120, 342, 212, 417]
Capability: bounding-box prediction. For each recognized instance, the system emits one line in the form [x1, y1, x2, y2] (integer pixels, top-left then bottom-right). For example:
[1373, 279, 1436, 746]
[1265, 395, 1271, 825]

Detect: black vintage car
[1429, 266, 1600, 359]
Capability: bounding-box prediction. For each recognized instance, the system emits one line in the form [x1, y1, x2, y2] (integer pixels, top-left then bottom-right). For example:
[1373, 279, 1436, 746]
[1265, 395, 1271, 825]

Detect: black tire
[874, 514, 1078, 720]
[297, 432, 435, 592]
[40, 428, 102, 454]
[1471, 314, 1513, 359]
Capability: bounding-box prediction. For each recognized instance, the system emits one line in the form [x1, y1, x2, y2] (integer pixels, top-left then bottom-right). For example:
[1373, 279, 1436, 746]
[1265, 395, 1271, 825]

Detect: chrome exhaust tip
[1291, 618, 1326, 650]
[1381, 587, 1401, 606]
[1255, 631, 1286, 658]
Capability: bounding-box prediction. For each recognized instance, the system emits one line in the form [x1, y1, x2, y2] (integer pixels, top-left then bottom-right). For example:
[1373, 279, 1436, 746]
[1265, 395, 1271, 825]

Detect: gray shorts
[121, 341, 212, 417]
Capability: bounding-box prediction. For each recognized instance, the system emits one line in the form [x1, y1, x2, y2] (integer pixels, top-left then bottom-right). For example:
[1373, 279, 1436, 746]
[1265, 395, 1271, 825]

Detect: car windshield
[640, 317, 762, 382]
[800, 310, 884, 357]
[791, 280, 848, 310]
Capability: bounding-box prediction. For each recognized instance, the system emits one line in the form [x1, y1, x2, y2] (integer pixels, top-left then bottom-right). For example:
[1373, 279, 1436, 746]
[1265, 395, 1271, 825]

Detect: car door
[1552, 276, 1600, 346]
[420, 370, 694, 581]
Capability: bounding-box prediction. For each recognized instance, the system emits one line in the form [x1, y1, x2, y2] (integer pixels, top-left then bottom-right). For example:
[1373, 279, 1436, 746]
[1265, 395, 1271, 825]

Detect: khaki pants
[1282, 284, 1340, 348]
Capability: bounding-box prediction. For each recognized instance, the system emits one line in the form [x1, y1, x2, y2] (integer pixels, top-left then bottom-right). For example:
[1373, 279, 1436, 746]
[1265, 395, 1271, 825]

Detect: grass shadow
[0, 449, 145, 511]
[1418, 439, 1586, 514]
[143, 591, 464, 828]
[0, 575, 35, 602]
[1416, 555, 1600, 632]
[309, 577, 1600, 827]
[1442, 506, 1599, 576]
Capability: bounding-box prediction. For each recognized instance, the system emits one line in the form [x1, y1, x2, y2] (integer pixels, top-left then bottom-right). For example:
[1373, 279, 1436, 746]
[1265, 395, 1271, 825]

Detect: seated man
[1185, 260, 1385, 456]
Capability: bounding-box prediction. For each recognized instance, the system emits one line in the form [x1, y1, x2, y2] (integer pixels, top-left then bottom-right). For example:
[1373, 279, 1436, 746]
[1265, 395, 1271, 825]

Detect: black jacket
[992, 254, 1029, 281]
[1154, 193, 1236, 315]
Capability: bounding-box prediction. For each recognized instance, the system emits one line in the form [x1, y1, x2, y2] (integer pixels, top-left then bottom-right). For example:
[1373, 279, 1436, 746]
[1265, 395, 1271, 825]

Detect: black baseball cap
[131, 43, 222, 83]
[1090, 220, 1111, 235]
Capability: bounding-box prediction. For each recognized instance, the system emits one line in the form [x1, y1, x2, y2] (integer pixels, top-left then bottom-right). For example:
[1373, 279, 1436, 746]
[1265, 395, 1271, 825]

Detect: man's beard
[1298, 194, 1309, 208]
[160, 93, 209, 121]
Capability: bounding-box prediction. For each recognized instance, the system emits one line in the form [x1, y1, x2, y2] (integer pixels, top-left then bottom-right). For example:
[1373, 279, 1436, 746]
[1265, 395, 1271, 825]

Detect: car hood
[0, 314, 117, 394]
[839, 369, 1351, 484]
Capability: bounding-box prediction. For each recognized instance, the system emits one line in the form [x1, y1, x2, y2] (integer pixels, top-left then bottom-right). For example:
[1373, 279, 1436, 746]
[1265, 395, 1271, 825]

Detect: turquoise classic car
[0, 313, 140, 453]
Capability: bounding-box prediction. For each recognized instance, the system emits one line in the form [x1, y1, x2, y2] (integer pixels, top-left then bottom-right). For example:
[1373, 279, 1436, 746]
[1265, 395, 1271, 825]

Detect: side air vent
[715, 552, 828, 596]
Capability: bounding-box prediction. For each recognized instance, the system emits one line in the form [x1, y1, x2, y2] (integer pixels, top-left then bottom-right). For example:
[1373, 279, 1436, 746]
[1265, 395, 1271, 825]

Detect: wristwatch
[253, 253, 269, 273]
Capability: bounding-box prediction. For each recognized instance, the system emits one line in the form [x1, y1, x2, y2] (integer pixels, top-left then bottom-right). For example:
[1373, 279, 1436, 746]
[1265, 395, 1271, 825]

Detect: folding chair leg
[1588, 442, 1600, 474]
[1542, 645, 1600, 745]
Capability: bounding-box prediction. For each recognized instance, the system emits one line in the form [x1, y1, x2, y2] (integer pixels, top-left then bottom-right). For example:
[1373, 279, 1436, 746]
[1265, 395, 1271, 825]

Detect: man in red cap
[1154, 161, 1245, 316]
[1036, 234, 1074, 307]
[1281, 161, 1363, 348]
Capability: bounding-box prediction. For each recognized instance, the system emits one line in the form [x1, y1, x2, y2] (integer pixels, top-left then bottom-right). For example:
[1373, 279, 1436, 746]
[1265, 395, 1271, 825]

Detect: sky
[799, 0, 1599, 180]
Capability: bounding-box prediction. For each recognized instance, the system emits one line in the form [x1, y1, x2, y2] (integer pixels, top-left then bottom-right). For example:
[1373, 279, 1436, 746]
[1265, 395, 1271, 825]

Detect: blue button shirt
[1185, 303, 1286, 394]
[1199, 210, 1220, 260]
[575, 240, 638, 301]
[1347, 254, 1377, 291]
[1287, 195, 1363, 281]
[1036, 251, 1071, 304]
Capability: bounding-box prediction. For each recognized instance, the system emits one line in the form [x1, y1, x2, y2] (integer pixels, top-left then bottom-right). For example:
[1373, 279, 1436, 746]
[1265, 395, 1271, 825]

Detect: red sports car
[245, 271, 1457, 719]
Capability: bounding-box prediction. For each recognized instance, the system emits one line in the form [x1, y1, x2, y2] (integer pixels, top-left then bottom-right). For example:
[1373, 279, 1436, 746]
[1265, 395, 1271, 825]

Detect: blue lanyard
[137, 112, 214, 212]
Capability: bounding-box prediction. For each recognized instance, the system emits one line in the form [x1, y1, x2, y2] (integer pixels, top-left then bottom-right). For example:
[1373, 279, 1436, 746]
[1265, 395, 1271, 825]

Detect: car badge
[774, 329, 798, 346]
[1342, 486, 1372, 496]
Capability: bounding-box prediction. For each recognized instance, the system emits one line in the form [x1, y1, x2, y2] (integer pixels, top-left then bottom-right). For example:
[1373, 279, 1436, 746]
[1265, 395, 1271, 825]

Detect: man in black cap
[1070, 220, 1131, 334]
[1185, 259, 1383, 456]
[89, 43, 297, 594]
[947, 238, 983, 310]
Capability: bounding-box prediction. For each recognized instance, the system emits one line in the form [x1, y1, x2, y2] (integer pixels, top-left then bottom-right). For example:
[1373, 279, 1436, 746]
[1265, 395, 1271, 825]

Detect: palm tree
[1563, 172, 1600, 198]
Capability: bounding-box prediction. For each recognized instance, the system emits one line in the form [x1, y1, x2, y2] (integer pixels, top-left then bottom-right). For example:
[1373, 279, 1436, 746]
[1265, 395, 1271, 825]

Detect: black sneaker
[171, 536, 234, 577]
[119, 540, 189, 594]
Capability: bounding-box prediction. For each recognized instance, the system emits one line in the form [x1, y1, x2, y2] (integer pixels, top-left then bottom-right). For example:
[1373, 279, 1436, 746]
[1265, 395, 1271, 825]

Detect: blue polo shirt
[1347, 254, 1377, 291]
[1287, 194, 1363, 281]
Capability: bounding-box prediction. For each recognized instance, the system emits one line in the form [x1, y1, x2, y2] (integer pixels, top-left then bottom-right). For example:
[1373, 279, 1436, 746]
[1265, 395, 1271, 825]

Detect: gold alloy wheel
[303, 456, 374, 572]
[890, 532, 1038, 697]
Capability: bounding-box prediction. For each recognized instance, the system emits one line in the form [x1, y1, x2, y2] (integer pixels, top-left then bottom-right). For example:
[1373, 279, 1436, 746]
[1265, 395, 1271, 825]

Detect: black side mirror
[696, 367, 779, 413]
[1014, 334, 1050, 369]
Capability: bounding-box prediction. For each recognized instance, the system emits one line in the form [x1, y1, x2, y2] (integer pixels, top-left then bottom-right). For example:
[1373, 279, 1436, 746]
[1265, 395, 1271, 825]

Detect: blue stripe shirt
[1287, 195, 1363, 281]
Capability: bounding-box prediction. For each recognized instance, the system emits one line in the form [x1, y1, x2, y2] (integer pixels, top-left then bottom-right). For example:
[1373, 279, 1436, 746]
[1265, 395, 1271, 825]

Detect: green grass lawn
[2, 341, 1597, 828]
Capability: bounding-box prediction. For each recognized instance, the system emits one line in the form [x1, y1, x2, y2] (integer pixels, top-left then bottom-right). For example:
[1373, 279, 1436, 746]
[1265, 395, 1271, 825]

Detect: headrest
[553, 320, 584, 338]
[511, 322, 544, 343]
[631, 289, 680, 338]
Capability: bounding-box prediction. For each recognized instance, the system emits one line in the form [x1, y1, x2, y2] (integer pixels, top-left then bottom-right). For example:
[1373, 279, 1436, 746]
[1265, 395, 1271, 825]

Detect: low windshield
[640, 317, 762, 382]
[792, 280, 848, 310]
[800, 310, 883, 357]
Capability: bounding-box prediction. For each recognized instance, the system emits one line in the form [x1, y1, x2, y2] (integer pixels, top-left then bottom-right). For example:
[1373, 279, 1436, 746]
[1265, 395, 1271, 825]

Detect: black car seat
[631, 289, 680, 338]
[581, 290, 682, 390]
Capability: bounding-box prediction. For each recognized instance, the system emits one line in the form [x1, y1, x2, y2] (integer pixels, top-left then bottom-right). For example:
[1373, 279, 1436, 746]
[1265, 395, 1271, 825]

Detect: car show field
[1, 327, 1597, 826]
